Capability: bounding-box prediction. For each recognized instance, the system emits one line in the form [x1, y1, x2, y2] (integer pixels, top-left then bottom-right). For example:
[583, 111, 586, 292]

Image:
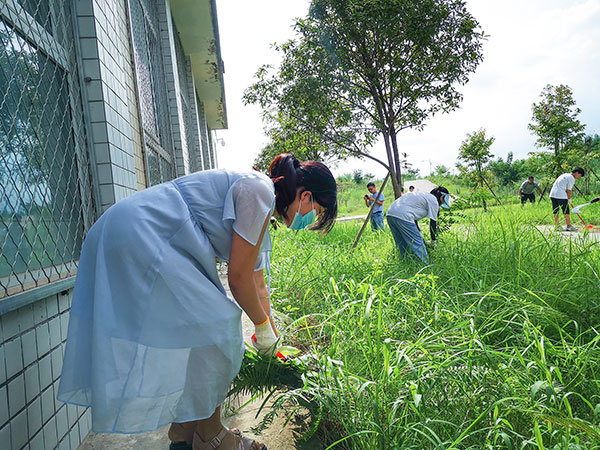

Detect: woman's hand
[254, 320, 278, 354]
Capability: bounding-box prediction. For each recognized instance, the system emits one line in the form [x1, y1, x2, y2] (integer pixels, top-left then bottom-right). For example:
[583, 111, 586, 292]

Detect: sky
[214, 0, 600, 179]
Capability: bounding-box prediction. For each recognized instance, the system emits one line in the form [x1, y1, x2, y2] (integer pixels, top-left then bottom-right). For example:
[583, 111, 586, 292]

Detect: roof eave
[170, 0, 227, 129]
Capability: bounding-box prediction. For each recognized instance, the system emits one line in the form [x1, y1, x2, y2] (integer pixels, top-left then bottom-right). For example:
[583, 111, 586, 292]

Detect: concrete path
[536, 224, 600, 242]
[77, 274, 322, 450]
[336, 214, 367, 222]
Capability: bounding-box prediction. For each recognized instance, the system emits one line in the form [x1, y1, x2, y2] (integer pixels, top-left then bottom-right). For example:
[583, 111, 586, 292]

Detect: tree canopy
[528, 84, 585, 175]
[244, 0, 485, 197]
[456, 128, 498, 209]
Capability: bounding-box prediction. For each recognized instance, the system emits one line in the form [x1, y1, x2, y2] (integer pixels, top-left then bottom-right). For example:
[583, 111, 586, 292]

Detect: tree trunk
[482, 198, 487, 212]
[554, 137, 561, 176]
[381, 131, 401, 198]
[389, 131, 403, 198]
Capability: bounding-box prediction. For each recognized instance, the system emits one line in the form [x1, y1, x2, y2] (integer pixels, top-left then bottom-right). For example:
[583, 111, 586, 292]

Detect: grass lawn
[258, 204, 600, 449]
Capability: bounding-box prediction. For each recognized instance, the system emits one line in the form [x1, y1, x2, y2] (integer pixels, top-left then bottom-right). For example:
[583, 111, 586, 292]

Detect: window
[128, 0, 175, 185]
[0, 1, 94, 298]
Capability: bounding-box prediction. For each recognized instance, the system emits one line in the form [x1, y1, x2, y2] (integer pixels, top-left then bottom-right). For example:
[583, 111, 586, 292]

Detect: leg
[387, 216, 408, 256]
[193, 406, 224, 443]
[388, 217, 425, 260]
[562, 200, 571, 226]
[169, 421, 196, 444]
[373, 212, 384, 231]
[176, 406, 266, 450]
[551, 198, 561, 226]
[400, 221, 428, 263]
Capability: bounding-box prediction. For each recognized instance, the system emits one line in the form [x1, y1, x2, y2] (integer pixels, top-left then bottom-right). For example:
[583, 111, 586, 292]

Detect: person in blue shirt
[364, 182, 385, 231]
[58, 154, 337, 450]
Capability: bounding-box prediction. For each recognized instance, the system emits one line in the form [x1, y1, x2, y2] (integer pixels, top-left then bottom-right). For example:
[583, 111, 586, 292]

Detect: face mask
[289, 196, 316, 231]
[441, 193, 451, 209]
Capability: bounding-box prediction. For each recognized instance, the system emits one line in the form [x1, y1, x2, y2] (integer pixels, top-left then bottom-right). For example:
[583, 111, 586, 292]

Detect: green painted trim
[0, 277, 76, 315]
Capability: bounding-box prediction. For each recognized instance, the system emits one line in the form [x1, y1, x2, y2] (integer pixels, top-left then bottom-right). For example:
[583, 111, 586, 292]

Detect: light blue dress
[58, 169, 275, 433]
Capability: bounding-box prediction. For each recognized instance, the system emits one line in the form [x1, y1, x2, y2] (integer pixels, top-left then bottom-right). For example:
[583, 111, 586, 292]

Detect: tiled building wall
[1, 0, 222, 448]
[77, 0, 139, 212]
[185, 57, 205, 172]
[157, 0, 189, 177]
[122, 1, 147, 191]
[0, 292, 91, 450]
[197, 99, 213, 170]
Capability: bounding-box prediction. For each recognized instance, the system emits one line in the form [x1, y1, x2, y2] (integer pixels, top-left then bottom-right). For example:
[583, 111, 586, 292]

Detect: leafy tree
[528, 84, 585, 175]
[352, 169, 366, 184]
[489, 152, 521, 186]
[581, 134, 600, 193]
[456, 128, 498, 210]
[433, 165, 451, 177]
[244, 0, 485, 197]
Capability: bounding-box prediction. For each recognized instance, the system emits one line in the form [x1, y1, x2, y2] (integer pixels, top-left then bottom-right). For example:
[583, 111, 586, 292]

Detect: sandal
[192, 427, 267, 450]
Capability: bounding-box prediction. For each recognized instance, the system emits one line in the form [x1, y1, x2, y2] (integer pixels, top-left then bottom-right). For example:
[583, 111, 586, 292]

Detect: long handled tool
[570, 198, 598, 229]
[571, 197, 599, 214]
[352, 172, 390, 249]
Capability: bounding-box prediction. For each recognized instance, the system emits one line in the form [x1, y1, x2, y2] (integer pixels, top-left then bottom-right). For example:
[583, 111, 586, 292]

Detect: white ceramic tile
[21, 330, 37, 367]
[8, 374, 25, 417]
[24, 364, 40, 403]
[4, 338, 23, 380]
[26, 397, 42, 439]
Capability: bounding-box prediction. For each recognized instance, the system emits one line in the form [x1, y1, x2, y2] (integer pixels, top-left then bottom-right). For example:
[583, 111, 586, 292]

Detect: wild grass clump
[262, 211, 600, 449]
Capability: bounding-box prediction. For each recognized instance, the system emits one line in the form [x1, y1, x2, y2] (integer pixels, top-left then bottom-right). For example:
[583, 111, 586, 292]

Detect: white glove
[253, 321, 278, 354]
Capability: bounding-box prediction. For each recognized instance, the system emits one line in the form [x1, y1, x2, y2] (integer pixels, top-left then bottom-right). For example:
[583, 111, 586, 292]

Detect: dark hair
[367, 182, 375, 188]
[572, 167, 585, 176]
[409, 185, 415, 189]
[269, 154, 338, 233]
[528, 176, 534, 180]
[430, 186, 450, 204]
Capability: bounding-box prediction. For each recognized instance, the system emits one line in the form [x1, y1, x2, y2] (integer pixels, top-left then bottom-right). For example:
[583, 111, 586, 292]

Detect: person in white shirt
[549, 167, 585, 231]
[386, 186, 450, 263]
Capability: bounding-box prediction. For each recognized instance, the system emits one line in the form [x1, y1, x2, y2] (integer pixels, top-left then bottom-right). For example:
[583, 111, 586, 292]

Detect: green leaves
[244, 0, 485, 183]
[528, 84, 586, 173]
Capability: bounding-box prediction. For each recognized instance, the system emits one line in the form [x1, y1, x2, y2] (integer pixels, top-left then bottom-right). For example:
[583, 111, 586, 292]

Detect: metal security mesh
[0, 0, 95, 298]
[128, 0, 175, 186]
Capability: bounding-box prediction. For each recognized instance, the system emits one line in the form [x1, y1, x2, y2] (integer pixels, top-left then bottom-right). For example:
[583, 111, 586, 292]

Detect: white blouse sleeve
[426, 195, 440, 221]
[225, 176, 275, 247]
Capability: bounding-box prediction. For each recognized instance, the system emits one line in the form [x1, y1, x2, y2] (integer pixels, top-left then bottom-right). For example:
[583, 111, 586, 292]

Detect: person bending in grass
[58, 153, 337, 450]
[549, 167, 585, 231]
[386, 186, 450, 263]
[364, 182, 385, 231]
[518, 176, 542, 204]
